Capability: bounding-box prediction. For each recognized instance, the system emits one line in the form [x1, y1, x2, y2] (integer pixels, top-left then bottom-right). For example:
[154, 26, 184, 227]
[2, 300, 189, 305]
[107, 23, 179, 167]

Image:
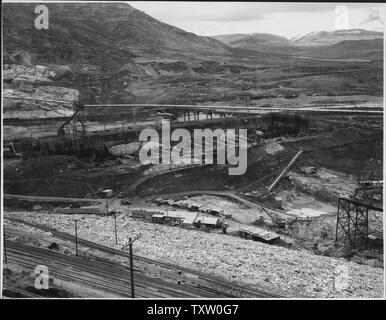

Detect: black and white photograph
[1, 0, 385, 304]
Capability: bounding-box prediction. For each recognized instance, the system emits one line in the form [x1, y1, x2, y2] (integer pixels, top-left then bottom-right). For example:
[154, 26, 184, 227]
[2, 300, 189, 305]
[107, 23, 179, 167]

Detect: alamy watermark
[138, 120, 248, 175]
[334, 265, 349, 292]
[34, 5, 49, 30]
[334, 5, 349, 30]
[34, 265, 49, 289]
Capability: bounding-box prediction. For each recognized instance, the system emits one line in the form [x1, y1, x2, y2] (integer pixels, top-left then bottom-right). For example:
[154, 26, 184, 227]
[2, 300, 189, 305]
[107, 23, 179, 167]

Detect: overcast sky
[129, 2, 385, 39]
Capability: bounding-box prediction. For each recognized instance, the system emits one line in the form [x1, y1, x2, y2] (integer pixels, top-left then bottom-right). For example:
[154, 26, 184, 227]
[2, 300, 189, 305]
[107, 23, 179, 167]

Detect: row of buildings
[130, 208, 280, 244]
[130, 208, 223, 229]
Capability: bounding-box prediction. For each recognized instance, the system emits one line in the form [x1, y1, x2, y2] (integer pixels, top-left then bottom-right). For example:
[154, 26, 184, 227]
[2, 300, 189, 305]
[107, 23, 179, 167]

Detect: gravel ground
[4, 210, 384, 298]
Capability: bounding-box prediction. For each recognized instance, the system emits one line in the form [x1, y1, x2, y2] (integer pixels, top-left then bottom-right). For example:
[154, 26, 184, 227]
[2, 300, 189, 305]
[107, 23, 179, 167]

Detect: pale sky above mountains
[129, 2, 385, 39]
[3, 1, 385, 39]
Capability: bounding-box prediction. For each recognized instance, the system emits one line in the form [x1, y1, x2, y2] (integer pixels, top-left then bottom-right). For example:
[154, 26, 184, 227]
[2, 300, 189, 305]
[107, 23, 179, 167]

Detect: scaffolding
[335, 197, 382, 248]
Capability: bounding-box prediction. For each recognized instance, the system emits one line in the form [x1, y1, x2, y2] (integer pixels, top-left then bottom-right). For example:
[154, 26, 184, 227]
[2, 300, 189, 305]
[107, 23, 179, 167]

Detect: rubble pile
[264, 141, 284, 155]
[109, 142, 141, 156]
[5, 211, 383, 298]
[4, 64, 57, 86]
[288, 167, 357, 204]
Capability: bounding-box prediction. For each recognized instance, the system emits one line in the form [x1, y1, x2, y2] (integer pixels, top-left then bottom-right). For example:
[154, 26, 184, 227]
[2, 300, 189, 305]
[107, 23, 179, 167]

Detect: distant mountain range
[212, 33, 289, 46]
[211, 29, 383, 60]
[211, 33, 301, 55]
[291, 29, 383, 46]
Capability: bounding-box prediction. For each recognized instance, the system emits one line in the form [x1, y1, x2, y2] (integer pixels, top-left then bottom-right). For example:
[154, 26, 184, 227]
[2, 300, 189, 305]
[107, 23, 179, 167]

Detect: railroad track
[3, 194, 103, 205]
[6, 217, 283, 297]
[6, 248, 153, 298]
[2, 285, 44, 298]
[5, 241, 220, 298]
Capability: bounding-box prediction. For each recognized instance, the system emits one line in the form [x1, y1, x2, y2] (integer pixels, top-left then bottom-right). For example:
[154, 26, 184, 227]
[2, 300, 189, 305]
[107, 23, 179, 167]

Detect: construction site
[3, 97, 384, 298]
[2, 2, 384, 299]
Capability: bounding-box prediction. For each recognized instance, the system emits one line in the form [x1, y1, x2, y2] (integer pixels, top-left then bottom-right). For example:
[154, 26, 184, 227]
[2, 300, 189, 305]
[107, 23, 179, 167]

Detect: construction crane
[57, 100, 86, 137]
[267, 149, 304, 192]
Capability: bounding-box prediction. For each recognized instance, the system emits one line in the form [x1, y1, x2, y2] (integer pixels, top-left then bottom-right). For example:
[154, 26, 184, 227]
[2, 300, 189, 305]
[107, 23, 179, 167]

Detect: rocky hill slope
[306, 38, 383, 61]
[3, 2, 229, 66]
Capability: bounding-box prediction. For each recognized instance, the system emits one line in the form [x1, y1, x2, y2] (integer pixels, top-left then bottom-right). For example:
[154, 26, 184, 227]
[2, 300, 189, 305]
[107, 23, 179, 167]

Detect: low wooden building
[194, 216, 222, 229]
[164, 211, 186, 225]
[181, 215, 196, 228]
[55, 207, 102, 215]
[131, 209, 163, 220]
[238, 226, 280, 244]
[151, 213, 166, 224]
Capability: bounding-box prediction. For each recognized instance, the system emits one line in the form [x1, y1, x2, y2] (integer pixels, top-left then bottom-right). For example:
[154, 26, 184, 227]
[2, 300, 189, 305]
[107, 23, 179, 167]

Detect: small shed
[102, 189, 113, 198]
[131, 209, 160, 220]
[182, 215, 196, 228]
[194, 216, 221, 229]
[239, 226, 280, 244]
[165, 212, 185, 225]
[151, 214, 165, 224]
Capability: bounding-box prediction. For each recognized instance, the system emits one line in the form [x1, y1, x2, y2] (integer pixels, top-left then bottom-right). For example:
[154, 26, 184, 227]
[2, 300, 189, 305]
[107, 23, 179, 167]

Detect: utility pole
[122, 234, 142, 298]
[114, 213, 118, 245]
[129, 238, 134, 298]
[3, 233, 7, 265]
[74, 219, 79, 256]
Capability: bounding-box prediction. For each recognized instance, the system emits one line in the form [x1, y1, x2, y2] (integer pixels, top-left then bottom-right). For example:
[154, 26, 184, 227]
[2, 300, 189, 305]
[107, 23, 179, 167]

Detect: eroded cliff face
[3, 61, 80, 119]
